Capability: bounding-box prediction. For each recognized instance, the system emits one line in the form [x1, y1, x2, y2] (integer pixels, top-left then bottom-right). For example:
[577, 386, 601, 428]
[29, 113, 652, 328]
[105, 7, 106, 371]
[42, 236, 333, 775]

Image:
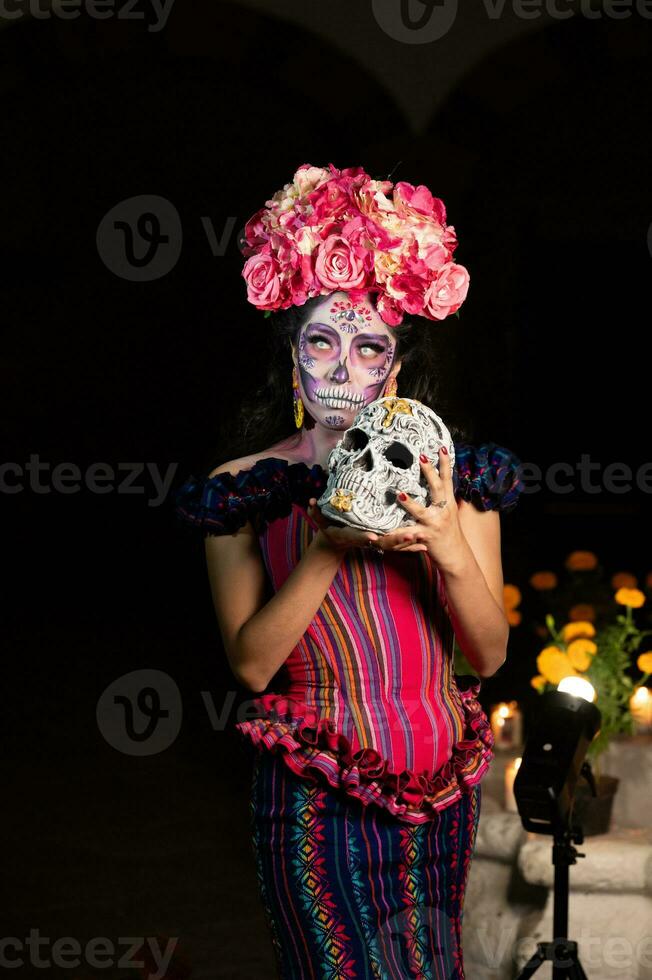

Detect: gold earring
[383, 375, 398, 397]
[292, 366, 304, 429]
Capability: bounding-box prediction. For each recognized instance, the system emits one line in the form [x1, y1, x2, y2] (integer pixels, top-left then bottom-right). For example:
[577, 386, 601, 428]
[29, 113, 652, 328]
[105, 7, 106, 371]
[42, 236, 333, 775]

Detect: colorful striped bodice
[175, 443, 524, 824]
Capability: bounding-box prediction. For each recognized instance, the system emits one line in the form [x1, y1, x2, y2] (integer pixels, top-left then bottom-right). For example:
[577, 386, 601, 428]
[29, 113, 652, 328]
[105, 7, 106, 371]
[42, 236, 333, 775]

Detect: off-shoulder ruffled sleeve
[452, 441, 524, 514]
[173, 457, 328, 536]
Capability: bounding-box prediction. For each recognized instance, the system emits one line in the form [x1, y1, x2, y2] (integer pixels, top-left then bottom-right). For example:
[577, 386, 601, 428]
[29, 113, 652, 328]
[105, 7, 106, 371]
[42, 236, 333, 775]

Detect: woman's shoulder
[175, 447, 328, 537]
[208, 437, 312, 477]
[207, 452, 281, 479]
[452, 440, 524, 514]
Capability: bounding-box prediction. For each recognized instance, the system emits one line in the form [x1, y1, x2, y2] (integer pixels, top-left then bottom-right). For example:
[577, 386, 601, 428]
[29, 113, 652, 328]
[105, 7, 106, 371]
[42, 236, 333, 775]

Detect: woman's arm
[203, 456, 380, 694]
[205, 526, 344, 694]
[438, 501, 509, 679]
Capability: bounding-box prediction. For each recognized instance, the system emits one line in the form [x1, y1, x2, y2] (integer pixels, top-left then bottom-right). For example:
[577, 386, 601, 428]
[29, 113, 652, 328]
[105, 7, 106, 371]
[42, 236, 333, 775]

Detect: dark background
[2, 3, 650, 977]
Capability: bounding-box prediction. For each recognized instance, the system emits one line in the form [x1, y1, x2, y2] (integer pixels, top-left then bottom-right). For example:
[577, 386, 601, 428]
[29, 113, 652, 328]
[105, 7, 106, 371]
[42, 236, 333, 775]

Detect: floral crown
[238, 162, 470, 328]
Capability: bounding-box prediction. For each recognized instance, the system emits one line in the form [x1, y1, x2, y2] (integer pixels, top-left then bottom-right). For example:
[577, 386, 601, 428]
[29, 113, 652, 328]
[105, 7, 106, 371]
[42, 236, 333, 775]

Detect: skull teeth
[316, 388, 364, 409]
[336, 477, 376, 501]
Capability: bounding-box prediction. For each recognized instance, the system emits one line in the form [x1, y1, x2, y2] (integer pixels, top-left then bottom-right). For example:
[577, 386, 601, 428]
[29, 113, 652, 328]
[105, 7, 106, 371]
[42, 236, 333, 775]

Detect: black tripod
[515, 761, 595, 979]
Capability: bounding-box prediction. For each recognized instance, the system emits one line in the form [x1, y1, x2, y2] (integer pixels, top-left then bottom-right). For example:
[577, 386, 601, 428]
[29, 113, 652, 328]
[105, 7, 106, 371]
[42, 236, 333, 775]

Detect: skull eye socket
[385, 441, 413, 469]
[342, 427, 369, 452]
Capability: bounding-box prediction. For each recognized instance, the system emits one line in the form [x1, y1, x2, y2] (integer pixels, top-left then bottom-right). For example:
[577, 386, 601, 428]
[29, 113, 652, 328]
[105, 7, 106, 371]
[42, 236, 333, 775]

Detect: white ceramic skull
[316, 396, 456, 534]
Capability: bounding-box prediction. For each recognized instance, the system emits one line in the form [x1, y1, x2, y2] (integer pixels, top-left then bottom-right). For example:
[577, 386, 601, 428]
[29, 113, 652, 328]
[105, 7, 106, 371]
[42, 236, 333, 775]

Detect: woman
[175, 163, 524, 979]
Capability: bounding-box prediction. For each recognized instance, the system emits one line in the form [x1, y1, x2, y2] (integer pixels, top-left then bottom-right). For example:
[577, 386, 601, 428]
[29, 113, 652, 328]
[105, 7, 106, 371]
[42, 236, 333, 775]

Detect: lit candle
[490, 701, 523, 750]
[504, 756, 522, 812]
[630, 687, 652, 734]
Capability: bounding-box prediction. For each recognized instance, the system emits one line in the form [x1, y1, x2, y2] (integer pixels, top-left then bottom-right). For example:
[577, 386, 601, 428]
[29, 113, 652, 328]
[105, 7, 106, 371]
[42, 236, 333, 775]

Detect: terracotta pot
[571, 774, 619, 836]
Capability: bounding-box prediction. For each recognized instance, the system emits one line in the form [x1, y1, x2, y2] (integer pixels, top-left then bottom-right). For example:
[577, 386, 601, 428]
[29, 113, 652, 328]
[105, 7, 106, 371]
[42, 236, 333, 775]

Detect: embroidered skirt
[247, 746, 481, 980]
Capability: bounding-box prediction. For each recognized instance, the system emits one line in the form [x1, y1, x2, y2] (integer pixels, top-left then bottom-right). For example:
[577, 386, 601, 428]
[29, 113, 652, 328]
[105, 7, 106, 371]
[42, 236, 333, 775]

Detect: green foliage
[538, 606, 652, 762]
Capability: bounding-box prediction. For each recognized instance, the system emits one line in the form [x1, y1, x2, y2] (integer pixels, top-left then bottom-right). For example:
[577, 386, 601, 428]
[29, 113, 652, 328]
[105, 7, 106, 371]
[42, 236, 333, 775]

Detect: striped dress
[175, 442, 523, 979]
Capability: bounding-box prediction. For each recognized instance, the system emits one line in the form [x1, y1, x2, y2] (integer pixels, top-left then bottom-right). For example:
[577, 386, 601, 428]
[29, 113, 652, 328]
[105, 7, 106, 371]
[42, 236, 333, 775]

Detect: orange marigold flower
[561, 621, 596, 643]
[537, 646, 578, 685]
[611, 571, 638, 590]
[503, 584, 522, 609]
[531, 674, 547, 693]
[529, 571, 558, 590]
[506, 609, 522, 626]
[565, 550, 598, 571]
[645, 571, 652, 590]
[637, 651, 652, 674]
[615, 587, 646, 608]
[569, 603, 596, 622]
[567, 638, 597, 671]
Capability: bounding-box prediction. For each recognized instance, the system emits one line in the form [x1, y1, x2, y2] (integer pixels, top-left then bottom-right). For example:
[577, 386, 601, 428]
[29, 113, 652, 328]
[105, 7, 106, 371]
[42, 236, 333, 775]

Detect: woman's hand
[307, 498, 381, 555]
[372, 447, 469, 571]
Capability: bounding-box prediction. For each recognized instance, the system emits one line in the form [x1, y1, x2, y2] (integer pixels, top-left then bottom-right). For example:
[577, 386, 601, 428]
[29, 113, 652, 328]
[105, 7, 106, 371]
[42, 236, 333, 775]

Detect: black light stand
[513, 691, 602, 980]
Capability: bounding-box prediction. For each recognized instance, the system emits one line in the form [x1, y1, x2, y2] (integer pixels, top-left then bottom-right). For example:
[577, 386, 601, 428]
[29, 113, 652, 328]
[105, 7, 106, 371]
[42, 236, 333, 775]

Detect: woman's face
[292, 291, 400, 430]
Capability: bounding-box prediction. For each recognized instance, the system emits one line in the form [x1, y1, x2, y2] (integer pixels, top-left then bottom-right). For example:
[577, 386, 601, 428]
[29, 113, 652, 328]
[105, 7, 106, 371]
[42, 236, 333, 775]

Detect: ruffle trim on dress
[234, 674, 495, 824]
[173, 457, 327, 536]
[174, 442, 524, 538]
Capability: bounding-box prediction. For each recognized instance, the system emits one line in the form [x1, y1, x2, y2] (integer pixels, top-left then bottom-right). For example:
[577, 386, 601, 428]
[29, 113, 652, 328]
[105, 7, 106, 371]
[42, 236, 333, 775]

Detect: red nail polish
[398, 492, 407, 501]
[419, 453, 428, 463]
[441, 446, 448, 455]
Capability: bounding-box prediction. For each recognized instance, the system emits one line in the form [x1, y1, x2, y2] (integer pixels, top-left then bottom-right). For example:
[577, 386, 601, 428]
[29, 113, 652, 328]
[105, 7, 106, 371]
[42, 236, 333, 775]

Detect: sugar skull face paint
[294, 292, 398, 430]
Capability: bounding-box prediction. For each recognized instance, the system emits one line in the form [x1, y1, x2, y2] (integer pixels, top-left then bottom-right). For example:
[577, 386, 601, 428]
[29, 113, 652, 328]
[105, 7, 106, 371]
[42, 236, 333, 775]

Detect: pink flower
[387, 272, 427, 315]
[307, 179, 352, 223]
[239, 162, 470, 323]
[421, 242, 450, 272]
[314, 234, 369, 291]
[242, 251, 284, 309]
[293, 164, 331, 197]
[240, 207, 269, 255]
[442, 224, 459, 253]
[375, 291, 405, 326]
[393, 181, 447, 227]
[423, 263, 470, 320]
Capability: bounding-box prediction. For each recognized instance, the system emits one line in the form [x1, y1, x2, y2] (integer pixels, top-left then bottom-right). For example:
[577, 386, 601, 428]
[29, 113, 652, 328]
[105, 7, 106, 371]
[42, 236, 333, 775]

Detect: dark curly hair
[204, 293, 473, 472]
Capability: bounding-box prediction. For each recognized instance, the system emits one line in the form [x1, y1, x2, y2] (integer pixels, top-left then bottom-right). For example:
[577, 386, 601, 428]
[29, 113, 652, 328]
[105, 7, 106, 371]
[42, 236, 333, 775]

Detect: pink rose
[242, 251, 284, 309]
[314, 234, 368, 291]
[423, 263, 470, 320]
